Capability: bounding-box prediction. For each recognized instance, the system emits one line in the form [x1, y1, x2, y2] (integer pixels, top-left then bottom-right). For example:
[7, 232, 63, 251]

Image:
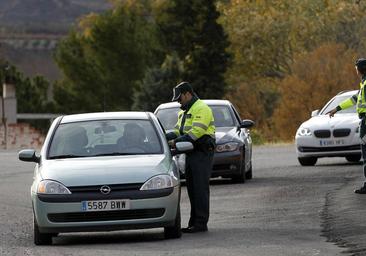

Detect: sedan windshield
[320, 95, 357, 115]
[156, 105, 237, 130]
[48, 120, 162, 159]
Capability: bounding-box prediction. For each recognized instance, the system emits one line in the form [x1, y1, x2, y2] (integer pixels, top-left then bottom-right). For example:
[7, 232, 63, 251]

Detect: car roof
[156, 99, 232, 110]
[60, 112, 152, 124]
[336, 90, 358, 97]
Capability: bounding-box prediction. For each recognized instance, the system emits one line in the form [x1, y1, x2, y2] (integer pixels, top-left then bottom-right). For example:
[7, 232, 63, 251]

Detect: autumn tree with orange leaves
[272, 43, 358, 140]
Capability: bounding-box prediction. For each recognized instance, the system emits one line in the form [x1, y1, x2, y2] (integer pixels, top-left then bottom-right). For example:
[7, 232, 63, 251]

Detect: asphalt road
[0, 144, 365, 256]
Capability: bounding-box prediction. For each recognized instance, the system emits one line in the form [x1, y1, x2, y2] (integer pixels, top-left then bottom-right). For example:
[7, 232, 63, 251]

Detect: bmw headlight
[37, 180, 71, 194]
[297, 128, 312, 136]
[140, 174, 178, 190]
[216, 142, 239, 153]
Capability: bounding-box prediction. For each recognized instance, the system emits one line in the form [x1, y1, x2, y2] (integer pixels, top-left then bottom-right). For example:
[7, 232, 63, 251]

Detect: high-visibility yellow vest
[172, 99, 215, 141]
[339, 80, 366, 114]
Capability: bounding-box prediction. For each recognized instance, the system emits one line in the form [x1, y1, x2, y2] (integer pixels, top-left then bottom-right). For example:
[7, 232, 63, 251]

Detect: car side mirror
[171, 142, 194, 156]
[18, 149, 40, 163]
[240, 119, 255, 129]
[311, 109, 319, 117]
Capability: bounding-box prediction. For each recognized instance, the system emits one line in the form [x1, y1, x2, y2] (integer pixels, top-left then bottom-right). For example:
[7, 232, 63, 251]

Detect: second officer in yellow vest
[166, 81, 216, 233]
[328, 58, 366, 194]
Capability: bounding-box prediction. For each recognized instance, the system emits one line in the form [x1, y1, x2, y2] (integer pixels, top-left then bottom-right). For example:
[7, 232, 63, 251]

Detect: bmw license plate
[319, 139, 345, 146]
[81, 199, 130, 212]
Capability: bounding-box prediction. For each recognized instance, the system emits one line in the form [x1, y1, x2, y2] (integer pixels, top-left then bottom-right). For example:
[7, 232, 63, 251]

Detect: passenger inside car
[118, 123, 149, 153]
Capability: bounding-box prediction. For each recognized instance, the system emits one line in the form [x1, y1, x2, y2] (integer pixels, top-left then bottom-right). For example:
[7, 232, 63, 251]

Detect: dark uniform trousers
[185, 149, 214, 228]
[360, 116, 366, 179]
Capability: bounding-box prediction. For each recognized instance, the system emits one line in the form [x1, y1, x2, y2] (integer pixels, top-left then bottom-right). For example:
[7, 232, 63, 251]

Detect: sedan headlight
[140, 174, 178, 190]
[297, 128, 312, 136]
[37, 180, 71, 194]
[216, 142, 239, 153]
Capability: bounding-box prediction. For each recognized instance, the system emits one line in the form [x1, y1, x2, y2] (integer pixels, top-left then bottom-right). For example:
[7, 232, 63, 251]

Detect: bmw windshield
[320, 95, 357, 115]
[48, 119, 163, 159]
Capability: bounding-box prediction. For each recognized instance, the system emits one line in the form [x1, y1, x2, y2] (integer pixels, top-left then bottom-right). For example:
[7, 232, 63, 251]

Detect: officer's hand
[168, 140, 176, 148]
[327, 108, 337, 118]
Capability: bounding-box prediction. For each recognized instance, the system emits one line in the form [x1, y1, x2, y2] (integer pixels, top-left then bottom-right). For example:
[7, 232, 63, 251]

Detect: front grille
[68, 183, 143, 193]
[314, 130, 331, 138]
[48, 208, 165, 223]
[333, 128, 351, 137]
[298, 144, 360, 152]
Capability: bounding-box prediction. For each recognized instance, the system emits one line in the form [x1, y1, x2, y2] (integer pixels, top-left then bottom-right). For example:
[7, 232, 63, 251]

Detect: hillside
[0, 0, 111, 33]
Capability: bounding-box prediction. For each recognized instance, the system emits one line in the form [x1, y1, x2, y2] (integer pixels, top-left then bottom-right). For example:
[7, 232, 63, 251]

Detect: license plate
[319, 139, 345, 146]
[81, 199, 130, 212]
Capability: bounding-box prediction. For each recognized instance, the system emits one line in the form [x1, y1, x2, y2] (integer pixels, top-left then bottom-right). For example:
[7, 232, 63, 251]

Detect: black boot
[354, 182, 366, 194]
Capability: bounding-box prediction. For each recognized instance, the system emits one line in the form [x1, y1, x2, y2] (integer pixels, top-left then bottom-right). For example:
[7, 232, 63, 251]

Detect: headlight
[37, 180, 71, 194]
[140, 174, 178, 190]
[297, 128, 312, 136]
[216, 142, 239, 153]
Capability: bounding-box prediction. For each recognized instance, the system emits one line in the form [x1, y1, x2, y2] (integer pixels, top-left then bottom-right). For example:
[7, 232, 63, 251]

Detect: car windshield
[48, 119, 162, 159]
[320, 94, 357, 115]
[156, 105, 237, 129]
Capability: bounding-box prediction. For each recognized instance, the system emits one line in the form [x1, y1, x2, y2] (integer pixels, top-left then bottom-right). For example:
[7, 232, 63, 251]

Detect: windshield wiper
[49, 154, 87, 159]
[90, 152, 133, 157]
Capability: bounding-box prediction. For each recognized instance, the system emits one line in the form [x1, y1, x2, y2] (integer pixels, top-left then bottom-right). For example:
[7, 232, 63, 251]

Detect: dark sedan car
[155, 100, 254, 183]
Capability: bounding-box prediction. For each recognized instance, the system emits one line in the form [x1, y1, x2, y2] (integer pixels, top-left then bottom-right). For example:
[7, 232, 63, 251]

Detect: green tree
[54, 1, 161, 113]
[132, 54, 184, 111]
[155, 0, 231, 99]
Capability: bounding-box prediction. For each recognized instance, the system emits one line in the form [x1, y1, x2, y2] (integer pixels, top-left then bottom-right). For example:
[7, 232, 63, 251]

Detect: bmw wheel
[298, 157, 317, 166]
[345, 155, 361, 162]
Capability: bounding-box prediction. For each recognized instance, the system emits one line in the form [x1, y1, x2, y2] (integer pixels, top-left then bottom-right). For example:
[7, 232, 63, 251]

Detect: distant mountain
[0, 0, 112, 33]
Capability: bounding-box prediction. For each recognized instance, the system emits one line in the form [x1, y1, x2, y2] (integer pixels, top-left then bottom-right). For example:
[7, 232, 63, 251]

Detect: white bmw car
[295, 90, 361, 166]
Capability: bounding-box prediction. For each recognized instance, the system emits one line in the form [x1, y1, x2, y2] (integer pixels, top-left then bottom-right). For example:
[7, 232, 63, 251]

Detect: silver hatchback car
[19, 112, 193, 245]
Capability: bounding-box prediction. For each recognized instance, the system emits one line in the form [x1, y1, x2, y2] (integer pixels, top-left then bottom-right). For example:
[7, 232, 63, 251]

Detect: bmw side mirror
[311, 109, 319, 117]
[18, 149, 40, 163]
[171, 142, 194, 156]
[240, 119, 255, 129]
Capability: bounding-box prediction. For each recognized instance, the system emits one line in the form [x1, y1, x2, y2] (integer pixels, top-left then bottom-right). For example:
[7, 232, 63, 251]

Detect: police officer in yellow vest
[166, 81, 216, 233]
[328, 58, 366, 194]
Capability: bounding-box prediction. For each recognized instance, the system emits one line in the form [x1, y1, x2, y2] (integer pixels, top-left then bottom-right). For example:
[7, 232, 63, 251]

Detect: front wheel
[245, 163, 253, 180]
[164, 205, 182, 239]
[298, 157, 317, 166]
[34, 216, 53, 245]
[345, 155, 361, 162]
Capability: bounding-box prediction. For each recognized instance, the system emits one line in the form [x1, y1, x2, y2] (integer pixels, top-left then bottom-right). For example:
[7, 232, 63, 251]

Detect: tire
[298, 157, 317, 166]
[245, 162, 253, 180]
[232, 156, 246, 183]
[34, 216, 53, 245]
[164, 205, 182, 239]
[346, 155, 361, 162]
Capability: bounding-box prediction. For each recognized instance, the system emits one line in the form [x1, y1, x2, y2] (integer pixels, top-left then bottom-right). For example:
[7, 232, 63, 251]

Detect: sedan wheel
[232, 156, 246, 183]
[346, 155, 361, 162]
[164, 205, 182, 239]
[34, 216, 53, 245]
[298, 157, 317, 166]
[245, 162, 253, 180]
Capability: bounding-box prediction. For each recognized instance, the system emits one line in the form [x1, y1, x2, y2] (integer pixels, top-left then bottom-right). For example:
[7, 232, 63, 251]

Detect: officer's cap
[355, 58, 366, 70]
[171, 82, 194, 101]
